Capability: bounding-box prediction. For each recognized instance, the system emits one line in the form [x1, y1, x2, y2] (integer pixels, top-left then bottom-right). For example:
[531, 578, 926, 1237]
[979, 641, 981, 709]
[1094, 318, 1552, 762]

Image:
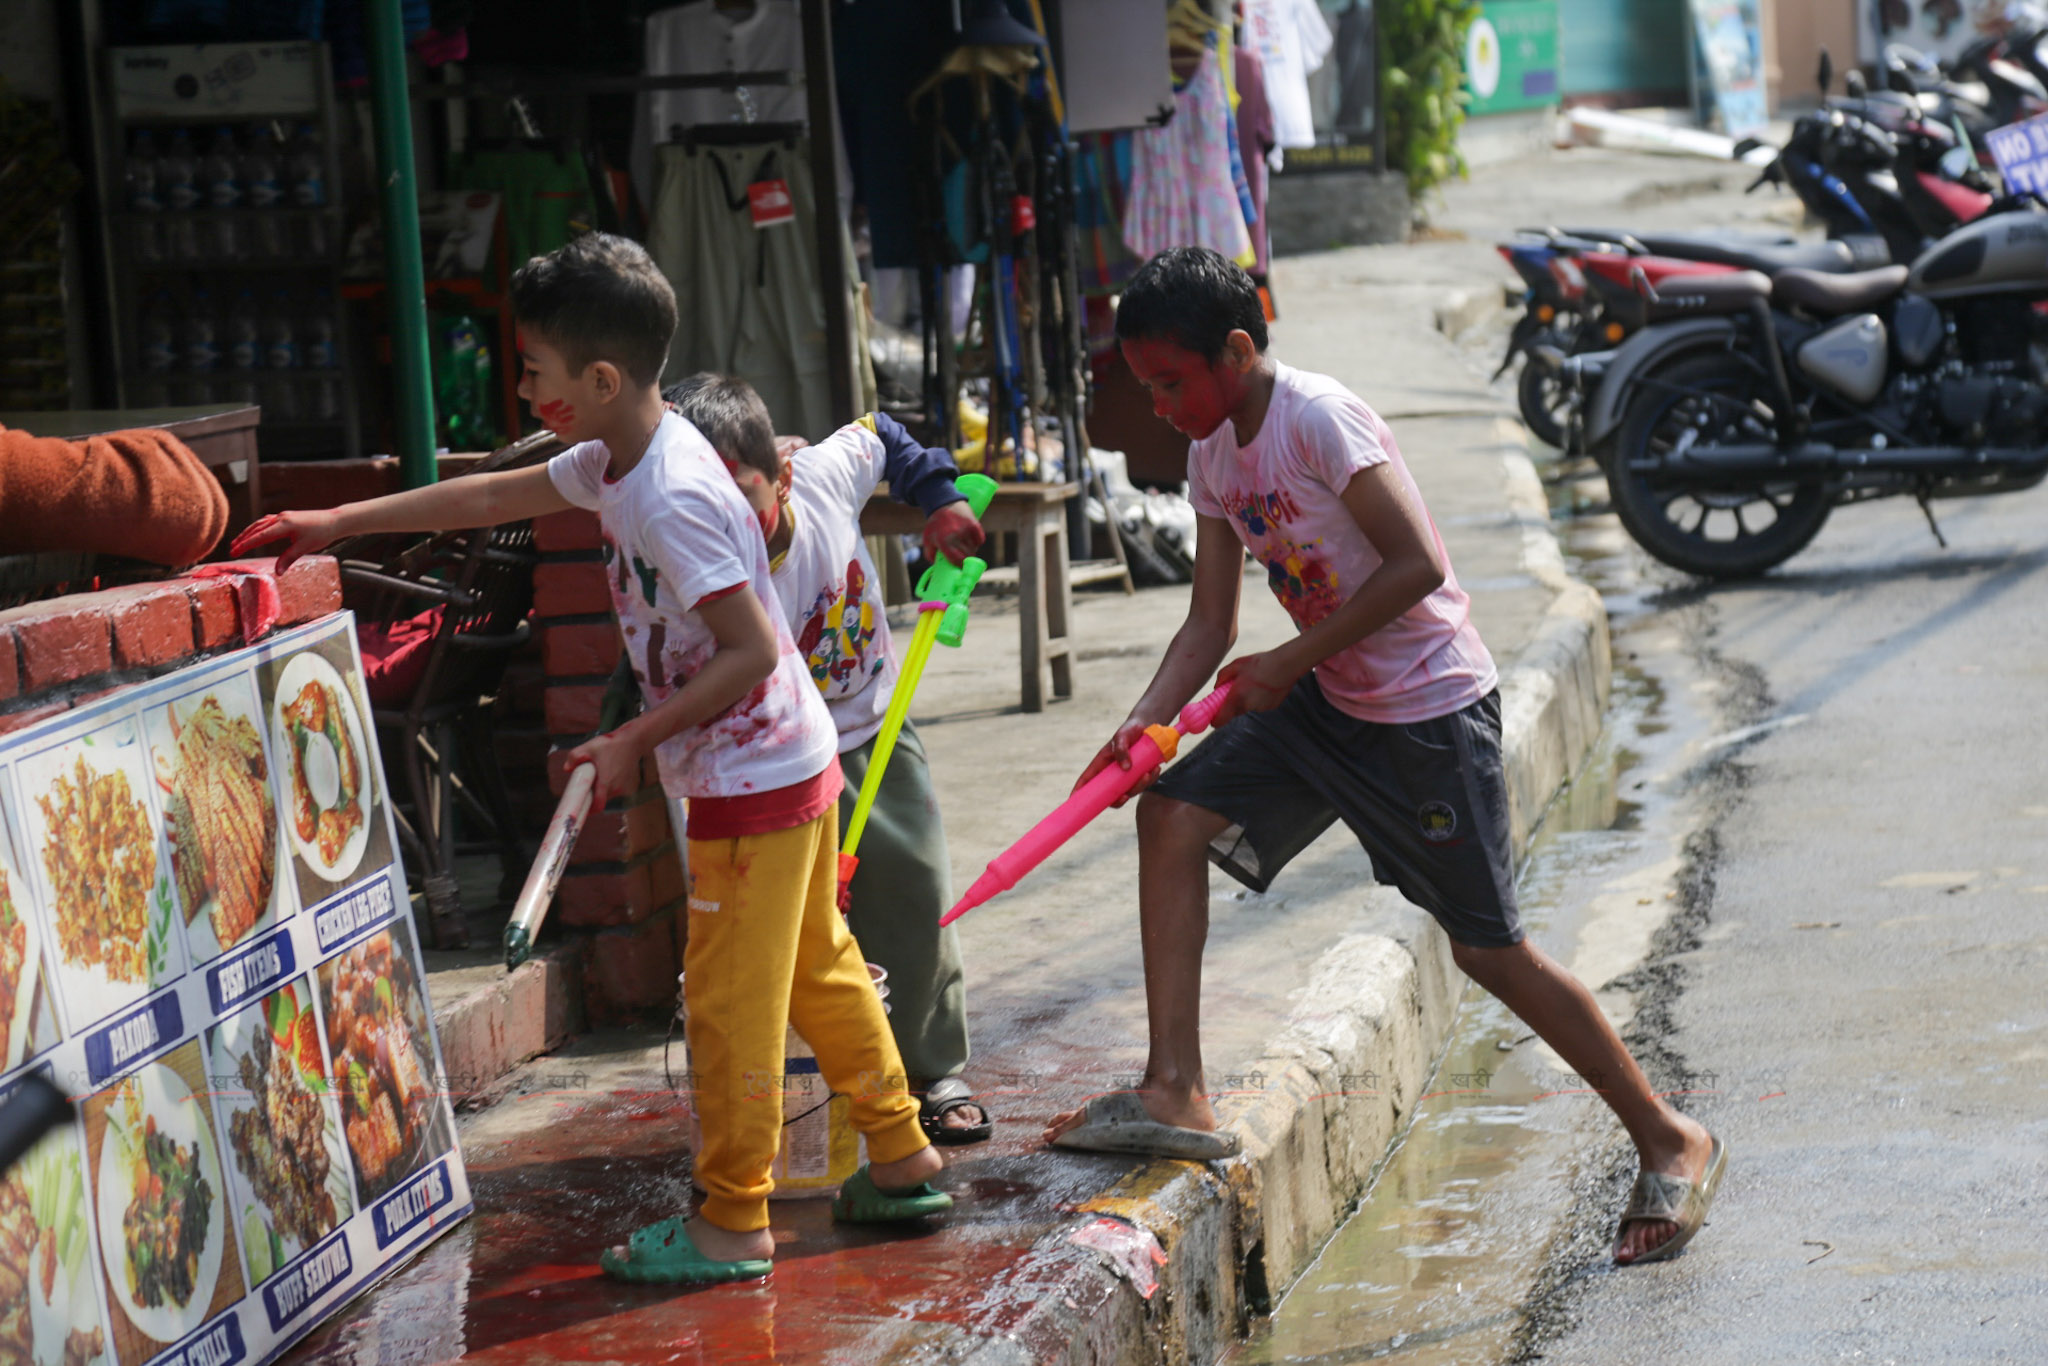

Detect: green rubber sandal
[831, 1165, 954, 1223]
[598, 1217, 772, 1284]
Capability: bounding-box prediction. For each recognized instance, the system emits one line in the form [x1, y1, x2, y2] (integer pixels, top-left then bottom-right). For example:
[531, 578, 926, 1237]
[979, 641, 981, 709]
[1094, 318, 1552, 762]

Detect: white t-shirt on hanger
[1242, 0, 1333, 158]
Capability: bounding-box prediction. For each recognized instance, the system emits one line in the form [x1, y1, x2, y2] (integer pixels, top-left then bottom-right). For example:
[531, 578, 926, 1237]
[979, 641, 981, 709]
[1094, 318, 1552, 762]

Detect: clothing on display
[450, 146, 594, 268]
[631, 0, 807, 201]
[1073, 132, 1140, 296]
[1123, 40, 1254, 268]
[1241, 0, 1332, 156]
[646, 135, 868, 441]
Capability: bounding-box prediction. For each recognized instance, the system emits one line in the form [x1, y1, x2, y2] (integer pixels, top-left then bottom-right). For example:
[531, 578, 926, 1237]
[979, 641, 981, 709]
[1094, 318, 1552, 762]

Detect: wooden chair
[335, 430, 560, 948]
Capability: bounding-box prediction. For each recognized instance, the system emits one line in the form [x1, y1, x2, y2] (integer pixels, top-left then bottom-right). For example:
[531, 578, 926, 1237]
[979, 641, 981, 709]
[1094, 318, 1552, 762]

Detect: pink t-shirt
[1187, 363, 1498, 725]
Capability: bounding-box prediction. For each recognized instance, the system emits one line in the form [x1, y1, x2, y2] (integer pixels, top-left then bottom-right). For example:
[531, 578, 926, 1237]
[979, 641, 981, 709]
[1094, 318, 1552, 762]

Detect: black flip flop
[918, 1076, 993, 1146]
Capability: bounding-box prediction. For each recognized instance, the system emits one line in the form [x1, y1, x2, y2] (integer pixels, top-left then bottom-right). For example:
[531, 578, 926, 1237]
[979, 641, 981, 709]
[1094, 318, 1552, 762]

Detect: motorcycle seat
[1771, 264, 1911, 314]
[1642, 269, 1774, 312]
[1661, 238, 1863, 273]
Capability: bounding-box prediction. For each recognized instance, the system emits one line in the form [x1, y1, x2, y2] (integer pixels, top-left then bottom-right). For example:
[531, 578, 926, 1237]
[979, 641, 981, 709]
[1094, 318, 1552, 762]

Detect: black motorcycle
[1598, 206, 2048, 577]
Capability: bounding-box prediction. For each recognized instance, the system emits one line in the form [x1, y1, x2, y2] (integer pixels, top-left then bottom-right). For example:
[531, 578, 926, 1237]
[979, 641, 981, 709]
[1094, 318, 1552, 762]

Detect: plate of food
[209, 983, 351, 1286]
[0, 855, 46, 1075]
[2, 1136, 107, 1366]
[270, 653, 372, 887]
[151, 687, 283, 960]
[318, 929, 449, 1206]
[19, 727, 179, 1030]
[94, 1066, 225, 1346]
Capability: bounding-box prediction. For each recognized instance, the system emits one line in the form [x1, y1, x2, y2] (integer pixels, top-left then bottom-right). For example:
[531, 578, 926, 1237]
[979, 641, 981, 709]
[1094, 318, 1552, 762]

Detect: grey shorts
[1150, 677, 1523, 948]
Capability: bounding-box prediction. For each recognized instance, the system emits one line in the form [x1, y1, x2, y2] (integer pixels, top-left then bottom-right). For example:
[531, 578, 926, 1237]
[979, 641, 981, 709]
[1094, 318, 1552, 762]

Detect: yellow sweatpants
[685, 805, 928, 1232]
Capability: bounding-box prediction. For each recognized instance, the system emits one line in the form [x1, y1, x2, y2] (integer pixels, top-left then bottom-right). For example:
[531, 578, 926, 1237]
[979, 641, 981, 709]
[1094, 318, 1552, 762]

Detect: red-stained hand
[923, 499, 986, 567]
[561, 729, 644, 809]
[1215, 649, 1302, 724]
[227, 509, 345, 572]
[774, 434, 809, 461]
[1073, 717, 1162, 808]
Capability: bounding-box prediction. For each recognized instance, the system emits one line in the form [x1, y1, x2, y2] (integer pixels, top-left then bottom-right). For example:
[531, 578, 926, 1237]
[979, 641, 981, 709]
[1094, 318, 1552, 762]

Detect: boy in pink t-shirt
[1044, 247, 1725, 1267]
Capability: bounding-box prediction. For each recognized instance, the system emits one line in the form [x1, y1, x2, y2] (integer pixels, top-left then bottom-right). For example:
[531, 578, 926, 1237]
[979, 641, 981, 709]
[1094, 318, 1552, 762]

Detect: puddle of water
[1226, 502, 1717, 1366]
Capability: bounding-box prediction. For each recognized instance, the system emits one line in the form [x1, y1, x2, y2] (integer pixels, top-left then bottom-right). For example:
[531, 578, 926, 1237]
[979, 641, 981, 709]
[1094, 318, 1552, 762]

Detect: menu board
[0, 614, 469, 1366]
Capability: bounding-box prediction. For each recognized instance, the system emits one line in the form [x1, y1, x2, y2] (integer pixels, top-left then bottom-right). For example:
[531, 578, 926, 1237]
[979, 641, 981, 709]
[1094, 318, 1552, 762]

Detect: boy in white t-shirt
[1044, 247, 1725, 1267]
[233, 233, 950, 1285]
[664, 373, 994, 1145]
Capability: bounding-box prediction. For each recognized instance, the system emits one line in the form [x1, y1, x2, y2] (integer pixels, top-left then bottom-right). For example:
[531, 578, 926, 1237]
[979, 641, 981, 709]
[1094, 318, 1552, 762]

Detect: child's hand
[1216, 650, 1301, 723]
[561, 728, 645, 809]
[1075, 718, 1161, 807]
[229, 509, 345, 572]
[923, 499, 986, 566]
[775, 434, 809, 461]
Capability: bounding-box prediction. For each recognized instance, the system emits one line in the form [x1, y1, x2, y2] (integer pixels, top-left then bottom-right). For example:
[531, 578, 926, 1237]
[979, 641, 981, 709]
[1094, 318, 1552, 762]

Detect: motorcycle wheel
[1608, 352, 1832, 579]
[1516, 354, 1571, 449]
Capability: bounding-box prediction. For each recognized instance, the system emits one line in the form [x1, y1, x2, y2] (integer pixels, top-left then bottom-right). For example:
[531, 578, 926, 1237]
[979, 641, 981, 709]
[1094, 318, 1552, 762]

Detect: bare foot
[870, 1143, 944, 1192]
[938, 1101, 986, 1131]
[1041, 1078, 1218, 1146]
[607, 1215, 774, 1269]
[1612, 1114, 1716, 1264]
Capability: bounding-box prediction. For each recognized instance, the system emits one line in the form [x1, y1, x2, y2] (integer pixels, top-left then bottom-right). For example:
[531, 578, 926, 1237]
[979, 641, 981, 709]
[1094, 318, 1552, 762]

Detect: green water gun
[837, 471, 999, 903]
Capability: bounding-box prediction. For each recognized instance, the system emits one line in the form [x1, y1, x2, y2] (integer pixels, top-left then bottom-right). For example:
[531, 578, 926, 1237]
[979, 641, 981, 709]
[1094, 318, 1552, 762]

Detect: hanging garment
[646, 138, 866, 440]
[631, 1, 805, 201]
[1123, 43, 1254, 268]
[450, 147, 593, 267]
[1073, 132, 1140, 296]
[1241, 0, 1332, 154]
[1235, 39, 1276, 277]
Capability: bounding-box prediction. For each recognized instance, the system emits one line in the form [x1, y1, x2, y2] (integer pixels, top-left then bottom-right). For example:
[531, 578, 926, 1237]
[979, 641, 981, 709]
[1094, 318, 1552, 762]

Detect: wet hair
[1114, 245, 1268, 361]
[663, 373, 777, 477]
[509, 232, 676, 386]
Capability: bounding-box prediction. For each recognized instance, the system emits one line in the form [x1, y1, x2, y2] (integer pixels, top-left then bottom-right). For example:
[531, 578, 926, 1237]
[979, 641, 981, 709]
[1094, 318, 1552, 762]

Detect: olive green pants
[837, 722, 969, 1086]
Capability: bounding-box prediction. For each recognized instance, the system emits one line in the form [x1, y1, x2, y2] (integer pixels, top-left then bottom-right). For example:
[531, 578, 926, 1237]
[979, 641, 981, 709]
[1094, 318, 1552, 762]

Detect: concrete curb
[963, 416, 1610, 1364]
[1434, 285, 1508, 342]
[432, 941, 588, 1106]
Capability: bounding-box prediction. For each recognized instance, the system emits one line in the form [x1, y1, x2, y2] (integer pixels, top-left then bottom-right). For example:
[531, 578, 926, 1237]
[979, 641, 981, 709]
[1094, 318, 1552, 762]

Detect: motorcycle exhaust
[1641, 442, 2048, 478]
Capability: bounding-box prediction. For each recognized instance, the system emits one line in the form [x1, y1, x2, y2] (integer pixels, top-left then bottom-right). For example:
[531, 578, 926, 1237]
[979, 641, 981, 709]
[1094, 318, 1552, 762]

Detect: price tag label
[748, 178, 795, 228]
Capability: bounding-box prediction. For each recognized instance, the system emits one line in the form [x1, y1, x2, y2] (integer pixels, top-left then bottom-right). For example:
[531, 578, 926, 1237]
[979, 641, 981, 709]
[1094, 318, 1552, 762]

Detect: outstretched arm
[869, 411, 985, 565]
[231, 463, 573, 570]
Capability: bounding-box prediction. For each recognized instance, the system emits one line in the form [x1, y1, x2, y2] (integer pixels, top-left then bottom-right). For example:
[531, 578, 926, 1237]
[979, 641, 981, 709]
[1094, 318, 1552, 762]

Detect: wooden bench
[863, 481, 1124, 713]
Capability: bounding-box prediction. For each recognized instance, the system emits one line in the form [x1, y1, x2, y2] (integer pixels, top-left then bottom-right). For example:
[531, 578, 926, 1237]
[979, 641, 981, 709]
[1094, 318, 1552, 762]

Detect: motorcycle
[1597, 205, 2048, 578]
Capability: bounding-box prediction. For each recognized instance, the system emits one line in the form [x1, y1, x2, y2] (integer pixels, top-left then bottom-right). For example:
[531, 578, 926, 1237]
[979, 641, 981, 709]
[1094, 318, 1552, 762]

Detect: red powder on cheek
[537, 399, 577, 430]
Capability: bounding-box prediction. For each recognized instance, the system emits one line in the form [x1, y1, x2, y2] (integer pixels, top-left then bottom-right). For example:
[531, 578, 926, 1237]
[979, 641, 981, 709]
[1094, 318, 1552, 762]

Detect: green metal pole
[365, 0, 438, 487]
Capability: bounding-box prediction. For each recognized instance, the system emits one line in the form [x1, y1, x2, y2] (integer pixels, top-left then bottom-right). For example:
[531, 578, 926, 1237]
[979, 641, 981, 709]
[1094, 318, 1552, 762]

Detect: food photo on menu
[315, 920, 453, 1209]
[144, 675, 293, 968]
[10, 718, 185, 1035]
[0, 1106, 112, 1366]
[83, 1042, 246, 1366]
[204, 978, 352, 1289]
[255, 627, 392, 913]
[0, 784, 61, 1076]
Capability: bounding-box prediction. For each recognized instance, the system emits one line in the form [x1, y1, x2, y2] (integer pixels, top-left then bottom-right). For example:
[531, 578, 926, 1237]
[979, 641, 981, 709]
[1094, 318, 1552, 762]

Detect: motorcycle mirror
[1819, 49, 1834, 95]
[1845, 68, 1868, 97]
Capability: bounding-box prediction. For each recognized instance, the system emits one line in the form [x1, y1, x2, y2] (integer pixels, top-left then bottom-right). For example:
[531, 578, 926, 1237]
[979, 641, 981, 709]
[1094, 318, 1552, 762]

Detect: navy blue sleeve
[871, 411, 965, 515]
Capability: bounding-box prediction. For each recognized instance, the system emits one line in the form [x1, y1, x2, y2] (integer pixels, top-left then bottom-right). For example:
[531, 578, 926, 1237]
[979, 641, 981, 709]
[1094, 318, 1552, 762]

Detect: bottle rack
[99, 42, 360, 461]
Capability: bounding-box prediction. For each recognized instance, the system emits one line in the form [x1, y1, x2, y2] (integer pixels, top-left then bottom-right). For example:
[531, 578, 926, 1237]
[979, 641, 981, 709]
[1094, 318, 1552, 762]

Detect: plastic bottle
[302, 289, 336, 370]
[181, 288, 220, 404]
[200, 126, 242, 257]
[126, 129, 162, 263]
[241, 122, 285, 258]
[264, 288, 298, 371]
[227, 290, 260, 372]
[137, 291, 178, 405]
[288, 123, 331, 257]
[159, 128, 201, 261]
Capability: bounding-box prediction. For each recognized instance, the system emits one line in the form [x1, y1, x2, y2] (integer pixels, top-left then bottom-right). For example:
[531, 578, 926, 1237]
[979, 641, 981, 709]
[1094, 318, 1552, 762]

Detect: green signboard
[1465, 0, 1561, 116]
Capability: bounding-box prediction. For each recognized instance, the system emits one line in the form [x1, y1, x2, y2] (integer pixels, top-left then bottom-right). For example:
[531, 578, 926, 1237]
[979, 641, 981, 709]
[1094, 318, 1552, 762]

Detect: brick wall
[531, 507, 686, 1023]
[0, 557, 342, 734]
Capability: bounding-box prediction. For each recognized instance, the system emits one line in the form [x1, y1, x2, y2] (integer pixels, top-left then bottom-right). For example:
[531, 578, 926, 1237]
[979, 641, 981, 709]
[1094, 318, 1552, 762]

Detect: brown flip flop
[1614, 1134, 1728, 1264]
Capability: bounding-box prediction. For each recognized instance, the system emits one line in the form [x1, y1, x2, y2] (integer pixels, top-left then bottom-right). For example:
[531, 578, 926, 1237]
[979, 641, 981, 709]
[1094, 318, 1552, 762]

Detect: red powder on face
[537, 399, 577, 430]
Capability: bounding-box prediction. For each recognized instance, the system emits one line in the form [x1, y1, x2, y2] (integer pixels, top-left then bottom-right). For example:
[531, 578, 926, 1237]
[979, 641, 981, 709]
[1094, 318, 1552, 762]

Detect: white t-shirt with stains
[1186, 363, 1498, 725]
[548, 412, 837, 799]
[769, 419, 899, 753]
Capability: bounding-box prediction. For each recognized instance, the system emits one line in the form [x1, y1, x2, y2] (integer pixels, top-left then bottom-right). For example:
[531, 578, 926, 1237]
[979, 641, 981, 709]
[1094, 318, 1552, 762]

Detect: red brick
[543, 683, 605, 737]
[276, 556, 343, 626]
[541, 621, 623, 680]
[0, 600, 112, 693]
[184, 579, 240, 648]
[533, 509, 605, 554]
[584, 912, 681, 1019]
[0, 701, 71, 736]
[532, 561, 613, 618]
[0, 631, 16, 702]
[569, 794, 673, 863]
[557, 861, 658, 927]
[106, 584, 196, 669]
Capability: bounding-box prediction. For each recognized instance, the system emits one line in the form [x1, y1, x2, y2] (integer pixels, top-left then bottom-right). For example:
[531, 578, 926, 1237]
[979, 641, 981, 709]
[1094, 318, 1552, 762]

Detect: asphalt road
[1514, 473, 2048, 1364]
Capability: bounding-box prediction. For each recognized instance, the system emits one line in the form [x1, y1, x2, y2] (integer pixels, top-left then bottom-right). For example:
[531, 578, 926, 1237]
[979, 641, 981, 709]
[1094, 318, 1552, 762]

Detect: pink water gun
[939, 682, 1238, 927]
